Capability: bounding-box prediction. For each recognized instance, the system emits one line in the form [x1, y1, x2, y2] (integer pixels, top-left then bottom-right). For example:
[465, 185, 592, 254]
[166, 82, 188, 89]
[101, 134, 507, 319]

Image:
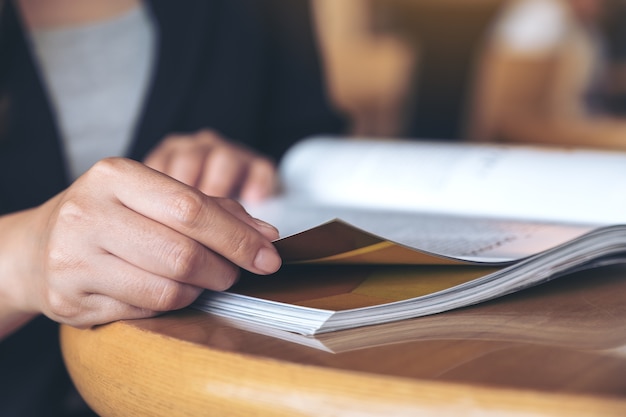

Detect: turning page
[244, 137, 625, 263]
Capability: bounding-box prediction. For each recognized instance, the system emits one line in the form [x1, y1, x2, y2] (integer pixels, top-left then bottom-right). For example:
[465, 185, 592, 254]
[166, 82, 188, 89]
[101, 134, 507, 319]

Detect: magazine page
[194, 225, 626, 334]
[276, 136, 626, 225]
[246, 199, 595, 263]
[215, 265, 626, 353]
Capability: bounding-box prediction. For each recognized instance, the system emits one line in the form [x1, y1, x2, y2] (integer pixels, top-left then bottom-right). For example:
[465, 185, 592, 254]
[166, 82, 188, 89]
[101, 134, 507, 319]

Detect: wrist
[0, 208, 43, 338]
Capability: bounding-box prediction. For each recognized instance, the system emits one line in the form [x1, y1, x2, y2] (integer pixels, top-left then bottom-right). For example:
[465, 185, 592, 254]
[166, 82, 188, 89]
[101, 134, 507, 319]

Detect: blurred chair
[313, 0, 416, 137]
[378, 0, 503, 140]
[466, 0, 626, 150]
[313, 0, 503, 140]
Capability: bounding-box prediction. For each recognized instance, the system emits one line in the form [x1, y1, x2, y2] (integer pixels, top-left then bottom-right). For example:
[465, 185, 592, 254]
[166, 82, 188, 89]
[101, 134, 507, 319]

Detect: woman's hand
[144, 130, 278, 202]
[0, 157, 281, 335]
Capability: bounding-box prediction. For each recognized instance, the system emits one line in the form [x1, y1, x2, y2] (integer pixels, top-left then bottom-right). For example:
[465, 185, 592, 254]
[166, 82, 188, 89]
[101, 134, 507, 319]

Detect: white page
[246, 198, 593, 262]
[278, 137, 626, 225]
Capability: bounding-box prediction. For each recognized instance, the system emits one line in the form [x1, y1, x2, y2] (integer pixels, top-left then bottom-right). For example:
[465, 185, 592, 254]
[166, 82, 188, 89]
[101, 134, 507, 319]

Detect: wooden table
[61, 265, 626, 416]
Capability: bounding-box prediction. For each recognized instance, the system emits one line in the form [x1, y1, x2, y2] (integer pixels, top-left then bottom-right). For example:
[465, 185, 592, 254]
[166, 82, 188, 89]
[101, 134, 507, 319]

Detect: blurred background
[312, 0, 626, 149]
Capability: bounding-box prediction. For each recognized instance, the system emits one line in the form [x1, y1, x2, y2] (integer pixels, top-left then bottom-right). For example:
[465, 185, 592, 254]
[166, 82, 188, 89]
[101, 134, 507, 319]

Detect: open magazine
[192, 136, 626, 335]
[209, 265, 626, 353]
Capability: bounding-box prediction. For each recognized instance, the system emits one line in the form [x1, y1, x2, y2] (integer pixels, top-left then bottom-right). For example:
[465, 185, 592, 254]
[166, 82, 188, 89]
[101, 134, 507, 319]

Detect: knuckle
[254, 157, 275, 172]
[168, 190, 207, 228]
[87, 157, 127, 179]
[151, 135, 179, 153]
[152, 281, 198, 311]
[46, 289, 79, 320]
[210, 266, 240, 291]
[78, 157, 137, 187]
[165, 240, 203, 280]
[56, 198, 90, 226]
[45, 244, 80, 274]
[198, 129, 220, 142]
[173, 135, 195, 148]
[211, 146, 238, 166]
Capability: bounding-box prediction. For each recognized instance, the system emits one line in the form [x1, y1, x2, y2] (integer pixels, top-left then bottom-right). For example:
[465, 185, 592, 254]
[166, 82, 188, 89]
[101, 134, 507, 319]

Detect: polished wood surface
[61, 264, 626, 416]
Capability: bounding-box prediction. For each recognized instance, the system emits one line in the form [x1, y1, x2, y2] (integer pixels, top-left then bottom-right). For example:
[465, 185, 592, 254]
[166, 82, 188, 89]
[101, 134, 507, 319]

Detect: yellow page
[231, 264, 502, 311]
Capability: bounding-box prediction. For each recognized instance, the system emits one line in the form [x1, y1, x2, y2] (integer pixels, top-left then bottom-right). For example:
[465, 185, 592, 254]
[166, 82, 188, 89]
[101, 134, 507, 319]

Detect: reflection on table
[61, 265, 626, 416]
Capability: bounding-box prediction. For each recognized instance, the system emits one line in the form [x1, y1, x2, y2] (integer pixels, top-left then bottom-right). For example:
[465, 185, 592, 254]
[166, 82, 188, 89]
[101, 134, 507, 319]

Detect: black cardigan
[0, 0, 345, 214]
[0, 1, 344, 415]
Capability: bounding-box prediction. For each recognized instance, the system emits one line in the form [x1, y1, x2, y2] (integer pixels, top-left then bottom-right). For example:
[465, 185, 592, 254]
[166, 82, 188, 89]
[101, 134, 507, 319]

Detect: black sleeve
[256, 0, 348, 160]
[133, 0, 347, 163]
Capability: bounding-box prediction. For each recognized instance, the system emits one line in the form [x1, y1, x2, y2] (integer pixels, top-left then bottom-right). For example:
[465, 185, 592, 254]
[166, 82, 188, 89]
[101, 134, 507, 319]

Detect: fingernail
[254, 247, 282, 274]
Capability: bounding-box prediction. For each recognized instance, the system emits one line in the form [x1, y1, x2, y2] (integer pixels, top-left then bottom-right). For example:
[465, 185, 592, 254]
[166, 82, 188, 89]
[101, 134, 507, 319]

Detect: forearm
[0, 209, 40, 340]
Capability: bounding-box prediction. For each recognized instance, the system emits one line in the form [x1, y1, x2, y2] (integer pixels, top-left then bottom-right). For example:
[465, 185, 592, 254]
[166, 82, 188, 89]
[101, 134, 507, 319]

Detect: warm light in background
[312, 0, 626, 151]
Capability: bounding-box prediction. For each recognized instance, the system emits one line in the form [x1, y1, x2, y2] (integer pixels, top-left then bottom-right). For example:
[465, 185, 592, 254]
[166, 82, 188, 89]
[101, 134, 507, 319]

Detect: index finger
[89, 158, 282, 275]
